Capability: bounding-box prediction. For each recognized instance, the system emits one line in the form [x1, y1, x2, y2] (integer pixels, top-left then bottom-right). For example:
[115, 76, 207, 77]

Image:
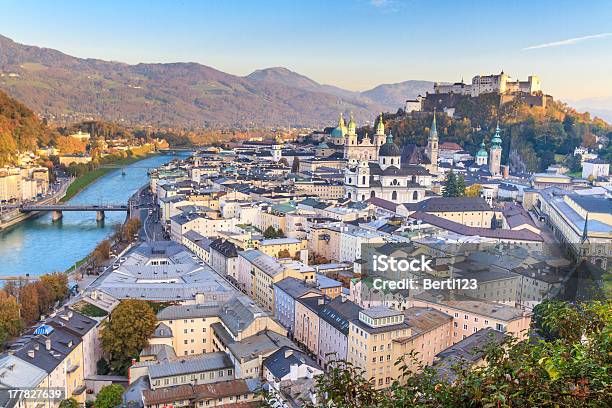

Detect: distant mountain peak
[0, 34, 433, 127]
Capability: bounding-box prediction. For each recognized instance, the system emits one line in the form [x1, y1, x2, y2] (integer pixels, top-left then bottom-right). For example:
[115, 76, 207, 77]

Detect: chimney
[284, 349, 293, 358]
[318, 298, 324, 305]
[28, 350, 35, 358]
[45, 339, 51, 351]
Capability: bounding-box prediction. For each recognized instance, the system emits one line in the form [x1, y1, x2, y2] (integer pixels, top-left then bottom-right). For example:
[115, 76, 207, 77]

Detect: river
[0, 152, 188, 277]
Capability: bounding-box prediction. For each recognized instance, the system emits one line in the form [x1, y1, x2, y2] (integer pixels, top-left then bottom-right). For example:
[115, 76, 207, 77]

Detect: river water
[0, 153, 187, 277]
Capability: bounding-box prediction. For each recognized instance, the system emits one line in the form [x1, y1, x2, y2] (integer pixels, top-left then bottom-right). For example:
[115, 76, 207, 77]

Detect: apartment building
[237, 250, 315, 312]
[273, 277, 321, 335]
[317, 297, 362, 369]
[410, 291, 531, 343]
[294, 296, 328, 358]
[347, 307, 411, 389]
[255, 237, 306, 258]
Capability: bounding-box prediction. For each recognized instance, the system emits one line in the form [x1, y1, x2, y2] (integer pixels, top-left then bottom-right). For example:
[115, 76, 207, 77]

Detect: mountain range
[0, 35, 433, 128]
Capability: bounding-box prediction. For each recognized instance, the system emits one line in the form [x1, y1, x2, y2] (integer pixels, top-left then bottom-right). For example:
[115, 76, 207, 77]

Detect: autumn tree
[19, 283, 40, 323]
[122, 218, 141, 241]
[0, 290, 22, 344]
[101, 300, 156, 374]
[465, 184, 482, 197]
[93, 239, 111, 264]
[39, 273, 68, 302]
[277, 249, 291, 258]
[34, 281, 54, 316]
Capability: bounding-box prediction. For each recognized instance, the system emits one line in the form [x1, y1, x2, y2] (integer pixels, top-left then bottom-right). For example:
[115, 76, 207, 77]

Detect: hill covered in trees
[0, 89, 55, 165]
[366, 94, 611, 172]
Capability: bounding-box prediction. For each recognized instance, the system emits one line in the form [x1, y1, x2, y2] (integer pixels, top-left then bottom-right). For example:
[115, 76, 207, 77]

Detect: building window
[391, 191, 397, 201]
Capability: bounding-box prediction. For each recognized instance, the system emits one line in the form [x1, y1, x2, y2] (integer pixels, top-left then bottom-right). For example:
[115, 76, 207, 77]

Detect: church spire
[429, 108, 438, 141]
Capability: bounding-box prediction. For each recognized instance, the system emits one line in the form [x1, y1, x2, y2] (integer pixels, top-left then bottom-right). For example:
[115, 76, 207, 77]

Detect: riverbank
[60, 151, 158, 202]
[0, 152, 186, 277]
[0, 179, 71, 232]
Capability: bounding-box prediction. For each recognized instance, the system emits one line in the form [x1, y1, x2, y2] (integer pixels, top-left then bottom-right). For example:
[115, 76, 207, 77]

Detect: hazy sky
[1, 0, 611, 102]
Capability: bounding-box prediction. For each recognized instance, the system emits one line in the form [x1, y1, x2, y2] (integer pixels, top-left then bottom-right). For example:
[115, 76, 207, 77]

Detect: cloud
[523, 33, 612, 50]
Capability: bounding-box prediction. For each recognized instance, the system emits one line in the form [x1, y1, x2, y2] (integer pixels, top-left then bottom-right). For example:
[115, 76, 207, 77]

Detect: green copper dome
[331, 113, 347, 138]
[476, 141, 488, 157]
[379, 133, 400, 157]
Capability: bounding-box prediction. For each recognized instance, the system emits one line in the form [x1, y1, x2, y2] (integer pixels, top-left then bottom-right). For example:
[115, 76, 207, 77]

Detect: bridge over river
[21, 204, 129, 221]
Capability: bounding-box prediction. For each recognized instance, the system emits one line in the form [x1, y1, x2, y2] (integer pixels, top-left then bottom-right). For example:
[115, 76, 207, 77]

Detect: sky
[1, 0, 612, 103]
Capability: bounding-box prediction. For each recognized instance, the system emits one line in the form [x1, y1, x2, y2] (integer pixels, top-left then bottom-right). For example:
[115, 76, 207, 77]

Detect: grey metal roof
[0, 353, 47, 388]
[226, 330, 296, 361]
[318, 297, 362, 335]
[148, 352, 232, 379]
[157, 304, 220, 321]
[262, 346, 320, 380]
[238, 250, 285, 278]
[218, 296, 267, 337]
[151, 323, 173, 338]
[274, 277, 321, 299]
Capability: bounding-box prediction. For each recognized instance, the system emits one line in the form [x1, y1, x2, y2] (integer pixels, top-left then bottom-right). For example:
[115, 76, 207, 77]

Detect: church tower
[343, 113, 358, 160]
[426, 110, 439, 173]
[272, 135, 283, 162]
[476, 140, 488, 166]
[489, 124, 502, 176]
[373, 113, 386, 148]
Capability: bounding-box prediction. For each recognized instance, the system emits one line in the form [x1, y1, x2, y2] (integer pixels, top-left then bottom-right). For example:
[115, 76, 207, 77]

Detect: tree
[263, 226, 278, 239]
[442, 171, 458, 197]
[465, 184, 482, 197]
[94, 384, 124, 408]
[122, 218, 141, 241]
[101, 300, 156, 373]
[456, 174, 466, 196]
[277, 249, 291, 258]
[304, 300, 612, 408]
[34, 282, 54, 316]
[291, 156, 300, 173]
[279, 157, 289, 167]
[0, 290, 22, 344]
[39, 273, 68, 302]
[19, 283, 40, 323]
[59, 398, 79, 408]
[565, 153, 582, 173]
[93, 239, 111, 264]
[97, 358, 111, 375]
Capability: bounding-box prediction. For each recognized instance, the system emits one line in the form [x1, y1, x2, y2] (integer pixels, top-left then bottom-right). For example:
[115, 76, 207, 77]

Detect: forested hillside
[0, 89, 54, 165]
[369, 95, 611, 172]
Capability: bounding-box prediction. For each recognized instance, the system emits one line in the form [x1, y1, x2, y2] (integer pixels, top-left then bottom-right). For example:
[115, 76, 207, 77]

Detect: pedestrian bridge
[20, 204, 128, 221]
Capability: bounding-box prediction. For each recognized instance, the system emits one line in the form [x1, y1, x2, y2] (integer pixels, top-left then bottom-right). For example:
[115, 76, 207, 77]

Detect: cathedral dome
[331, 113, 347, 138]
[379, 133, 400, 157]
[331, 126, 345, 138]
[476, 141, 488, 157]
